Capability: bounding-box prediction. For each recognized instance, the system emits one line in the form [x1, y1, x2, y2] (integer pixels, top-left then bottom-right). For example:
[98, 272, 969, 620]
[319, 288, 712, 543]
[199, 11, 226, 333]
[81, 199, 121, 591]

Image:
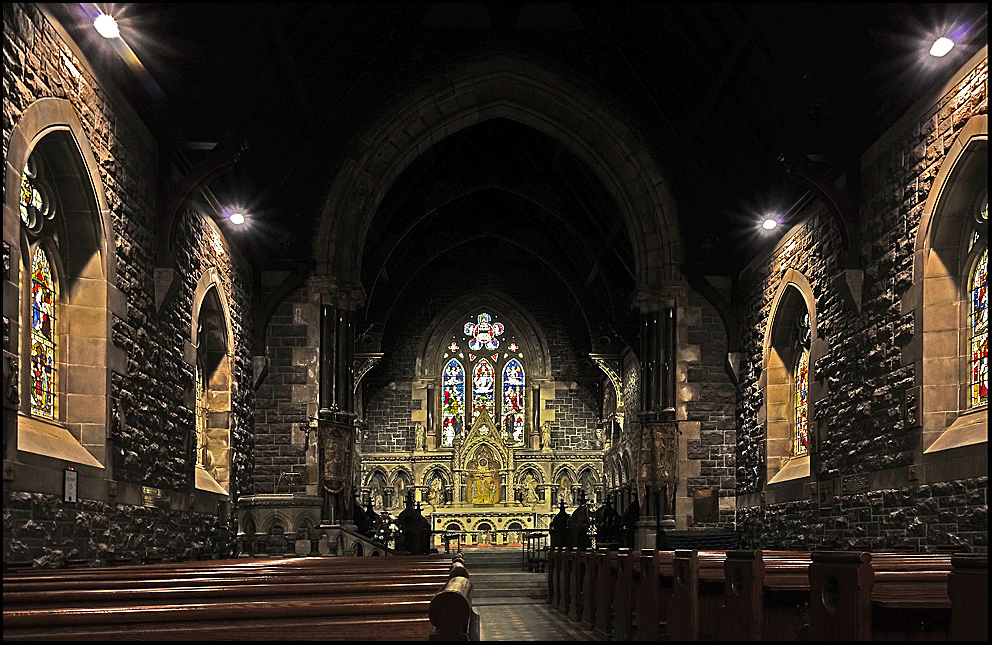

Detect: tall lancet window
[793, 310, 811, 457]
[502, 358, 526, 446]
[30, 247, 58, 419]
[472, 358, 496, 422]
[971, 247, 988, 408]
[793, 349, 809, 456]
[441, 358, 465, 447]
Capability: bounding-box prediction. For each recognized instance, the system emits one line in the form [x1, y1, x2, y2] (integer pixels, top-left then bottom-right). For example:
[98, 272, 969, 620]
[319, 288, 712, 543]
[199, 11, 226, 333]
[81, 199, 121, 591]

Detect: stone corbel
[629, 282, 687, 312]
[310, 276, 367, 310]
[833, 269, 865, 313]
[353, 352, 384, 393]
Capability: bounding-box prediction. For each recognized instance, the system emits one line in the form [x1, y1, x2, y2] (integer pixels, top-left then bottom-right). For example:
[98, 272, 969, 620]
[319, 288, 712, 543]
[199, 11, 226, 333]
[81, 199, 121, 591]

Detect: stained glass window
[971, 248, 988, 407]
[472, 358, 496, 422]
[794, 349, 809, 457]
[30, 247, 58, 419]
[501, 358, 526, 446]
[441, 358, 465, 447]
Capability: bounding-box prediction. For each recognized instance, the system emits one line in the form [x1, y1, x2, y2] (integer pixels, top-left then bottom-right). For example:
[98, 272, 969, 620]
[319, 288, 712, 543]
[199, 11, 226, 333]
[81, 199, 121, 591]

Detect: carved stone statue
[541, 421, 552, 450]
[414, 422, 426, 451]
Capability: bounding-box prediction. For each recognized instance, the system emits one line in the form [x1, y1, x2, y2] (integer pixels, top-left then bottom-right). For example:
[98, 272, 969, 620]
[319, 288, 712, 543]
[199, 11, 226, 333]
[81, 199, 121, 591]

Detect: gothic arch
[761, 269, 819, 486]
[5, 98, 123, 474]
[314, 55, 682, 290]
[905, 114, 988, 456]
[417, 290, 552, 381]
[421, 464, 452, 488]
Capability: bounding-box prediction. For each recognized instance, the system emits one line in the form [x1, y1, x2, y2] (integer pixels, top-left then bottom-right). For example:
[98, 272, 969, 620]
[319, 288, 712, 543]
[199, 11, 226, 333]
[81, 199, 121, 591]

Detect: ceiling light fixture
[929, 37, 954, 57]
[761, 217, 779, 231]
[229, 212, 246, 225]
[93, 13, 120, 39]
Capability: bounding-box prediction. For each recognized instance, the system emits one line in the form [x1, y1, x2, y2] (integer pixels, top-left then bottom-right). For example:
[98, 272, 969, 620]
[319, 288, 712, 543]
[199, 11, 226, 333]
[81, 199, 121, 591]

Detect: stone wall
[3, 4, 254, 563]
[4, 491, 235, 564]
[735, 52, 988, 550]
[252, 285, 316, 494]
[685, 289, 737, 527]
[738, 476, 987, 551]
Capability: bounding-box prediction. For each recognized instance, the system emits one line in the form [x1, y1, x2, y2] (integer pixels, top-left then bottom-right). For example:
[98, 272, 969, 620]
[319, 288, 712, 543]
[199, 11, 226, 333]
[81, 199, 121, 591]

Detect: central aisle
[460, 548, 599, 641]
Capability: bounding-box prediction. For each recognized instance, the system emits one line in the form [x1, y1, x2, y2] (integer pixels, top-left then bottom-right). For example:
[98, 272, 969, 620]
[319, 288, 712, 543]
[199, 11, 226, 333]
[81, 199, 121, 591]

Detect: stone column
[312, 277, 365, 527]
[631, 284, 685, 548]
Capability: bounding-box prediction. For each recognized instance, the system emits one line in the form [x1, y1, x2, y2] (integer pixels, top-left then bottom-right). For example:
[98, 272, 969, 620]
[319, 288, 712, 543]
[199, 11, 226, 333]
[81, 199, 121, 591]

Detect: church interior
[2, 2, 988, 641]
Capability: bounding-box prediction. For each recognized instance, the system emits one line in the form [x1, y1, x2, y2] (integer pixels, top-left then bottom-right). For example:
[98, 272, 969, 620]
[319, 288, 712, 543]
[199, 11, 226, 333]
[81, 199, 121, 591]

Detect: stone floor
[461, 548, 599, 641]
[476, 599, 600, 641]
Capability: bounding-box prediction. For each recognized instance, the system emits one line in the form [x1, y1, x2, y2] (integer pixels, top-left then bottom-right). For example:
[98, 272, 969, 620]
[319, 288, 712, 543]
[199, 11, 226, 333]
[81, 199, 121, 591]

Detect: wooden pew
[808, 551, 955, 641]
[948, 553, 987, 641]
[3, 555, 471, 641]
[593, 549, 631, 640]
[668, 549, 728, 641]
[580, 548, 607, 628]
[634, 549, 675, 641]
[722, 549, 812, 641]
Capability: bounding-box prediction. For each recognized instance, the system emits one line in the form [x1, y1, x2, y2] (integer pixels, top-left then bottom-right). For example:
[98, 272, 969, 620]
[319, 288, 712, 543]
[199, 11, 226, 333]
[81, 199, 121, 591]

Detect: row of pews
[548, 547, 987, 641]
[3, 554, 479, 641]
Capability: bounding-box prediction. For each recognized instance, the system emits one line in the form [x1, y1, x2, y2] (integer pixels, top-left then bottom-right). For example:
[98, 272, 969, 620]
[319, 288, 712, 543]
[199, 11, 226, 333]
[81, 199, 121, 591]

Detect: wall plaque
[903, 386, 921, 428]
[142, 486, 172, 509]
[842, 473, 870, 495]
[63, 468, 78, 503]
[692, 489, 719, 523]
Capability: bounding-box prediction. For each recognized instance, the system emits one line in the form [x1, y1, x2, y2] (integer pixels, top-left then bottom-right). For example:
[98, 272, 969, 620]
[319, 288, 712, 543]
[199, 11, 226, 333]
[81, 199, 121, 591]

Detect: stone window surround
[5, 99, 124, 497]
[190, 270, 236, 499]
[760, 269, 821, 488]
[904, 115, 988, 461]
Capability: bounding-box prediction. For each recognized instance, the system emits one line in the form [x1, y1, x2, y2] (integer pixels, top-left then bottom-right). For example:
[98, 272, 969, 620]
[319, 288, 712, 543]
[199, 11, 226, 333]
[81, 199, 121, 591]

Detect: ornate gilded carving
[638, 421, 679, 506]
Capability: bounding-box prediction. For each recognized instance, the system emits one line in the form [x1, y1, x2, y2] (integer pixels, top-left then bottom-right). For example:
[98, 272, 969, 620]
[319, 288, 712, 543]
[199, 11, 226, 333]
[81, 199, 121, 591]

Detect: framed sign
[63, 468, 78, 503]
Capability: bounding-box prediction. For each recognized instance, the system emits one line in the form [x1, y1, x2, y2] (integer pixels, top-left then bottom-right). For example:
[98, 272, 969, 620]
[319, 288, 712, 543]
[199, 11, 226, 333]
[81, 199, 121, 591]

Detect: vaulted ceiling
[49, 2, 988, 346]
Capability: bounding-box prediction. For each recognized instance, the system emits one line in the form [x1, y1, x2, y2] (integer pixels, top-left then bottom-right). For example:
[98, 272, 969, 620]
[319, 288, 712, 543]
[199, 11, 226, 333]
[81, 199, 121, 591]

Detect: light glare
[229, 212, 246, 225]
[94, 13, 120, 39]
[761, 218, 778, 230]
[929, 37, 954, 57]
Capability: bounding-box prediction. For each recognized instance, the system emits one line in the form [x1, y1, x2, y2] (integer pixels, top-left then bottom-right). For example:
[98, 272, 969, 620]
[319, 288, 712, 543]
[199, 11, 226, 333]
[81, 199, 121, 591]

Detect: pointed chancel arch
[314, 55, 682, 290]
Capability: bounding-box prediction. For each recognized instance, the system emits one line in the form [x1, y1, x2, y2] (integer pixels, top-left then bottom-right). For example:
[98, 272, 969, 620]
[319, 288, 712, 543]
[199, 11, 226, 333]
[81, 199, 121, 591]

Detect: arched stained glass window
[441, 358, 465, 447]
[30, 247, 58, 419]
[971, 248, 988, 408]
[501, 358, 525, 446]
[794, 349, 809, 456]
[195, 355, 207, 465]
[472, 358, 496, 422]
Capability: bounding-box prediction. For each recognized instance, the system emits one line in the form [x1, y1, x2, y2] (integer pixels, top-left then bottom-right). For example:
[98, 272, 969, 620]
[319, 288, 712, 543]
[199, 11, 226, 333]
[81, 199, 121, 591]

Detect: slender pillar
[631, 284, 685, 547]
[312, 277, 365, 527]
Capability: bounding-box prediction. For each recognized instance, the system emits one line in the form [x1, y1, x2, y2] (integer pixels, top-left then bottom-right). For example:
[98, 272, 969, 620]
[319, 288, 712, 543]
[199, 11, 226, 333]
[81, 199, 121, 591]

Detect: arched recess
[761, 269, 819, 486]
[906, 114, 988, 457]
[5, 98, 122, 479]
[191, 273, 235, 497]
[314, 55, 682, 289]
[418, 290, 552, 381]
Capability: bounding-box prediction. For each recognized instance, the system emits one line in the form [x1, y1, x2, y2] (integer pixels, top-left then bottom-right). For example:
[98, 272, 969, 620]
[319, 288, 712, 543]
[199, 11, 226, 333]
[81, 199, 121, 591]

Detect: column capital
[630, 282, 688, 312]
[310, 276, 366, 310]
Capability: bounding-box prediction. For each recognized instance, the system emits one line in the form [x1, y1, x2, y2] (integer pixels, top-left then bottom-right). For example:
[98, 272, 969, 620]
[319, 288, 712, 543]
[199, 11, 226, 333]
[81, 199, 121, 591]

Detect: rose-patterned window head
[464, 312, 504, 350]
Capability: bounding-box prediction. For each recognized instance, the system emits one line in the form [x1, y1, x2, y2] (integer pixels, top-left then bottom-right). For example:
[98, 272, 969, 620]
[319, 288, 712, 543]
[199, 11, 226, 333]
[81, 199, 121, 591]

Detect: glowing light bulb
[929, 37, 954, 57]
[94, 13, 120, 39]
[761, 217, 778, 230]
[229, 212, 246, 225]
